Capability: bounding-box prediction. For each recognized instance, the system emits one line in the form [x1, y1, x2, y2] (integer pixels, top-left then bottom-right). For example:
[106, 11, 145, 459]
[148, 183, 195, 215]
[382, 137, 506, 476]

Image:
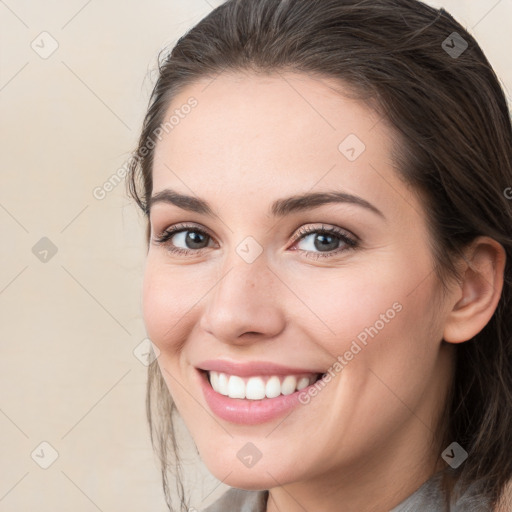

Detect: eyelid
[153, 222, 214, 241]
[153, 221, 358, 259]
[289, 223, 358, 245]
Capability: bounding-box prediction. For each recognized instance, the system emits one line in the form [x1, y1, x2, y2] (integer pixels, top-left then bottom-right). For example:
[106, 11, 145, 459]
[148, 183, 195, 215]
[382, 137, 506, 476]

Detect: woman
[127, 0, 512, 510]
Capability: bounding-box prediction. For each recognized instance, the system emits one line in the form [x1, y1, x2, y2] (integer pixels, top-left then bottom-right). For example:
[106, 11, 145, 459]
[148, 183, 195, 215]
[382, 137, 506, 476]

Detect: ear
[443, 236, 506, 344]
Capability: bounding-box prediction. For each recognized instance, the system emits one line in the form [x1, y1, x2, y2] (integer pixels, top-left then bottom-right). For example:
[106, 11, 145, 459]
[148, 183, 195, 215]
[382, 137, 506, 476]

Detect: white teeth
[297, 377, 310, 390]
[217, 372, 229, 396]
[228, 375, 245, 399]
[245, 377, 266, 400]
[281, 375, 297, 395]
[209, 371, 219, 391]
[265, 376, 281, 398]
[208, 371, 316, 400]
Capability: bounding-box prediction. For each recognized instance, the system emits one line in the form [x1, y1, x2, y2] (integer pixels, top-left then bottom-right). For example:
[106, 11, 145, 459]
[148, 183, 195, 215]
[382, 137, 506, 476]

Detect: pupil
[314, 234, 338, 251]
[187, 231, 207, 249]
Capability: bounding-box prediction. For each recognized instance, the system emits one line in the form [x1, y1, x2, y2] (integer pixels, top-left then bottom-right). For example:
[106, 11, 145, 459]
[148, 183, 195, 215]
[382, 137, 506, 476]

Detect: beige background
[1, 1, 511, 511]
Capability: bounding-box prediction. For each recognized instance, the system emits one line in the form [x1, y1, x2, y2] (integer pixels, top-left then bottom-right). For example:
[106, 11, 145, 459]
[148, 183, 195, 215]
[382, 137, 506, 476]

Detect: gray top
[203, 469, 492, 511]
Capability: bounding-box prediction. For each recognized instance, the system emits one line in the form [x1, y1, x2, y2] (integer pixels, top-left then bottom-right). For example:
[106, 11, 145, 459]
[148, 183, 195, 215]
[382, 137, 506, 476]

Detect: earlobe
[443, 237, 506, 344]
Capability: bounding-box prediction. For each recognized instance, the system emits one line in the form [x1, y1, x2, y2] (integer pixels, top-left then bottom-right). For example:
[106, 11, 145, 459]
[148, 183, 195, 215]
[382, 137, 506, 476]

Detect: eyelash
[152, 222, 358, 260]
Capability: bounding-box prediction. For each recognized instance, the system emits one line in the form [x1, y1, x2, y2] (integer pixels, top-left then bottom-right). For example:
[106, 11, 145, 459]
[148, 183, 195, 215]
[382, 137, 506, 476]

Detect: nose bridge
[199, 246, 285, 342]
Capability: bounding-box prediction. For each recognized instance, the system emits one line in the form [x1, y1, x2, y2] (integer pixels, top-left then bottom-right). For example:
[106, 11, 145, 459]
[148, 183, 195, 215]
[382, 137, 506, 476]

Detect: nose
[198, 254, 286, 346]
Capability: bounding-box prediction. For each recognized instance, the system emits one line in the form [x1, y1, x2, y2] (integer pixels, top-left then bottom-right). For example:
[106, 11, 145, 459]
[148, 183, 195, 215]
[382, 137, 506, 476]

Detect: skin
[142, 72, 505, 512]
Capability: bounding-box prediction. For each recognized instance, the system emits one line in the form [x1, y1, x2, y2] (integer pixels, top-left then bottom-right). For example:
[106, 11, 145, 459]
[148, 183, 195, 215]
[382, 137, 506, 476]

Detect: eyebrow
[148, 188, 385, 219]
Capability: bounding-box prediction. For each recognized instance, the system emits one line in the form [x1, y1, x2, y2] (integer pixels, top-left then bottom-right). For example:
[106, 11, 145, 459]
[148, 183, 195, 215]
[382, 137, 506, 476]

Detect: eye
[152, 222, 358, 259]
[152, 223, 215, 255]
[290, 224, 357, 259]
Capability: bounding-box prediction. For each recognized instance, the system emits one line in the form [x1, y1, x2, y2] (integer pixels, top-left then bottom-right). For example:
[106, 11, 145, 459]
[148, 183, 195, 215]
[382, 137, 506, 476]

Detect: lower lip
[198, 370, 313, 425]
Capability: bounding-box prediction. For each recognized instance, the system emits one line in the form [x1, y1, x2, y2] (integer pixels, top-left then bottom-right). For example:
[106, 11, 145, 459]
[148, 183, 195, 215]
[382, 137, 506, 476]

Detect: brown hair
[127, 0, 512, 509]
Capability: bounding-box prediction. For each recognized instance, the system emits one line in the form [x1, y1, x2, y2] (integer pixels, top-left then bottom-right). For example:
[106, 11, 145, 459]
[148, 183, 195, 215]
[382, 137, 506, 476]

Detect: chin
[199, 447, 298, 491]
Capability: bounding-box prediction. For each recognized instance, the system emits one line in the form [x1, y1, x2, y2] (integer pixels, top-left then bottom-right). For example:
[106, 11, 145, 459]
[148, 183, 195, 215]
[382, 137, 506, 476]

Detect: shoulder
[391, 470, 494, 512]
[202, 488, 268, 512]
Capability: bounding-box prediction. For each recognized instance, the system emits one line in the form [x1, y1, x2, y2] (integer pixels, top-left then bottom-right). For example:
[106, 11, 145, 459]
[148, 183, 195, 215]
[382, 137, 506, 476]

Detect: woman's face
[143, 72, 455, 490]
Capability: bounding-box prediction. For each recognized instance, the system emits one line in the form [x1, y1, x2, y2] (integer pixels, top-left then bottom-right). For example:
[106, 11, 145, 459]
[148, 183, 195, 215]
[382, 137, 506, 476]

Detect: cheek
[287, 264, 444, 457]
[322, 263, 443, 424]
[142, 257, 200, 352]
[142, 274, 171, 349]
[302, 250, 442, 374]
[143, 261, 198, 413]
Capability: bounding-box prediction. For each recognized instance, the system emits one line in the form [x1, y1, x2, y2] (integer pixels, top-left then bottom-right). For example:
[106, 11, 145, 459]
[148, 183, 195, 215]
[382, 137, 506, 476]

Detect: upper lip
[196, 359, 323, 377]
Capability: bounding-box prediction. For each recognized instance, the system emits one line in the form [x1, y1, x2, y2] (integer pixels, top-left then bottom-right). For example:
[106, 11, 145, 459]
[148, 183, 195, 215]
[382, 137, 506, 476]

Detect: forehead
[151, 72, 411, 220]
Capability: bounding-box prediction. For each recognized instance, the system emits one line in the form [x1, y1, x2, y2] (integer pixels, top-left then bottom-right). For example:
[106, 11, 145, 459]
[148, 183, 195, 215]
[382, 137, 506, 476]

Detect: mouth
[205, 370, 324, 400]
[197, 368, 325, 425]
[196, 362, 327, 425]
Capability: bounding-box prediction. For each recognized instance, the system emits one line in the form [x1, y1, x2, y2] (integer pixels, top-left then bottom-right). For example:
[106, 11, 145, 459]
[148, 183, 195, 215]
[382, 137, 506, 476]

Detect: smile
[208, 371, 321, 400]
[196, 361, 326, 424]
